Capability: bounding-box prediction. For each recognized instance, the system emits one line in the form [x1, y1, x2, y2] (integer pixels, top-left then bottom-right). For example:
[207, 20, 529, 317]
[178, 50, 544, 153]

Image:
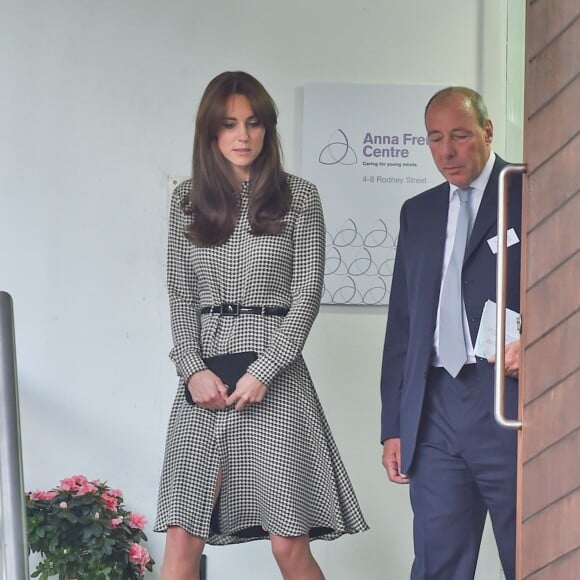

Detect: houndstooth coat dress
[154, 174, 368, 544]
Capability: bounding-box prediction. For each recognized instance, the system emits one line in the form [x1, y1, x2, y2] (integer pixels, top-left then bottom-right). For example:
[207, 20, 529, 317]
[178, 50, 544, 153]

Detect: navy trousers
[408, 364, 517, 580]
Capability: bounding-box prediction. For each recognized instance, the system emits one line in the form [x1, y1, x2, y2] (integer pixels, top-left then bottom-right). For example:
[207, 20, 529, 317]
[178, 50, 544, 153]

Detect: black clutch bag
[184, 351, 258, 404]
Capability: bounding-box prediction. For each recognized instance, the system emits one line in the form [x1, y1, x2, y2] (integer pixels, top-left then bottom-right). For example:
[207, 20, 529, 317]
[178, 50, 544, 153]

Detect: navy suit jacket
[380, 156, 522, 474]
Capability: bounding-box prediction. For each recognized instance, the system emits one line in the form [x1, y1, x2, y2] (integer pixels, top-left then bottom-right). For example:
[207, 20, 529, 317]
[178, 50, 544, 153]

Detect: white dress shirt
[432, 152, 496, 366]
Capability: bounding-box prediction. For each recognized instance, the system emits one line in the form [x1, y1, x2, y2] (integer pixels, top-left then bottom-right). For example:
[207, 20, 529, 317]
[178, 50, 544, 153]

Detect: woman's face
[217, 94, 266, 181]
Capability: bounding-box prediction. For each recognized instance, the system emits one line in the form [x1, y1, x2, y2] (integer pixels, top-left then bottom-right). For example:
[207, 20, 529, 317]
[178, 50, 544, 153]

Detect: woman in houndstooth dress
[155, 71, 368, 579]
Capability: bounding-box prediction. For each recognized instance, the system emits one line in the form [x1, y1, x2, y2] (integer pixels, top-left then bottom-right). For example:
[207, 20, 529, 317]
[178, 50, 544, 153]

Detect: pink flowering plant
[26, 475, 154, 579]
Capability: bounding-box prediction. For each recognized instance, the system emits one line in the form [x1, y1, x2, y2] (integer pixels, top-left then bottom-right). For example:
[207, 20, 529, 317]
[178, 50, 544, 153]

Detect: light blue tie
[439, 188, 472, 377]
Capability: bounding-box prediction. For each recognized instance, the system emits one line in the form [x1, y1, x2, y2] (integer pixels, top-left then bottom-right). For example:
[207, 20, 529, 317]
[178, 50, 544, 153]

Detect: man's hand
[382, 438, 410, 484]
[488, 339, 520, 378]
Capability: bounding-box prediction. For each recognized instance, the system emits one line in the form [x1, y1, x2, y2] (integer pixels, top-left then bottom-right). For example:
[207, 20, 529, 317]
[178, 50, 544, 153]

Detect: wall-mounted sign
[301, 83, 443, 305]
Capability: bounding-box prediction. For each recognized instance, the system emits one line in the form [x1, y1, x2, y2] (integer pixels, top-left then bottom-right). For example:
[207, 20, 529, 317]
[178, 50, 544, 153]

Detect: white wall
[0, 0, 518, 578]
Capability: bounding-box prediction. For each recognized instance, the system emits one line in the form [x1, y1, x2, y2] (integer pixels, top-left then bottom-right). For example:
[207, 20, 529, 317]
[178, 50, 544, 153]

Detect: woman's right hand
[187, 370, 229, 410]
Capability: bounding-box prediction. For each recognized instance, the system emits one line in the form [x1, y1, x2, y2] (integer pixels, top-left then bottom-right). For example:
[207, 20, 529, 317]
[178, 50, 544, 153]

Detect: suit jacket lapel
[465, 156, 507, 262]
[424, 182, 449, 296]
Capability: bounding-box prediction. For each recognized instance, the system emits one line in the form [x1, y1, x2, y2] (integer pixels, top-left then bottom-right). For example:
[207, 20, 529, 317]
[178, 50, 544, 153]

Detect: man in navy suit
[380, 87, 521, 580]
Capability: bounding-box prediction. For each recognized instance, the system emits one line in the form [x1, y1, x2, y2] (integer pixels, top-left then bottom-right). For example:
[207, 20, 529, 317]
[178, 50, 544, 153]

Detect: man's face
[425, 93, 493, 189]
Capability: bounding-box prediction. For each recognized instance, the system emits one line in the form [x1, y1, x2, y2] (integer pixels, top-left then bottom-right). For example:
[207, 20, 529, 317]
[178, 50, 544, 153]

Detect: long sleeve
[247, 181, 326, 386]
[380, 201, 410, 441]
[166, 181, 206, 382]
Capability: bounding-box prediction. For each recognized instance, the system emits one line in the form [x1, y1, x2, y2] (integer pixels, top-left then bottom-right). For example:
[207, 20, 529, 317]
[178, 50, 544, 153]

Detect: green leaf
[25, 477, 155, 579]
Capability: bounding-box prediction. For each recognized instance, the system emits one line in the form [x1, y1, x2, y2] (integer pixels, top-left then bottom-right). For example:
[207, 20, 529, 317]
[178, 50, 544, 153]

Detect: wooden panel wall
[519, 1, 580, 579]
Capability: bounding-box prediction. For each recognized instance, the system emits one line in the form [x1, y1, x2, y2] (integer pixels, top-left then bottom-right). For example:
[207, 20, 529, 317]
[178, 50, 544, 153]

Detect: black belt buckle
[219, 302, 240, 316]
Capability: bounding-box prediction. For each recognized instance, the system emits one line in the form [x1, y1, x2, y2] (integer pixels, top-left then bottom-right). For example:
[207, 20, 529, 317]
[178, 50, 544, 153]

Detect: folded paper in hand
[474, 300, 520, 359]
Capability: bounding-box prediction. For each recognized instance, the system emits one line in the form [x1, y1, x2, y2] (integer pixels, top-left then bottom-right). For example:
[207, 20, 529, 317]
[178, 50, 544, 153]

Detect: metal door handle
[494, 164, 526, 430]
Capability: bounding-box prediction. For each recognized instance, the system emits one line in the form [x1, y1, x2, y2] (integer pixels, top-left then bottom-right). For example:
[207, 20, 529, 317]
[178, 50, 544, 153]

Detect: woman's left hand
[225, 373, 267, 411]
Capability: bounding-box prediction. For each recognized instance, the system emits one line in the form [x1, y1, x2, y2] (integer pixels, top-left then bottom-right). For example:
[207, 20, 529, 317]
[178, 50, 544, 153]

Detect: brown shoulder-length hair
[184, 71, 291, 246]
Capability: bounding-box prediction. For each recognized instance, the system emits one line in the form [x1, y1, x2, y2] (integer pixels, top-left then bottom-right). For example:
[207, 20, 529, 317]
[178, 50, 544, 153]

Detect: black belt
[200, 303, 289, 317]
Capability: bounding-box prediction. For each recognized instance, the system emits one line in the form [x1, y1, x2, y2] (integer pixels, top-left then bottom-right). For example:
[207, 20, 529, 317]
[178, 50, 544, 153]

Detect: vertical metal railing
[494, 165, 525, 430]
[0, 291, 29, 579]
